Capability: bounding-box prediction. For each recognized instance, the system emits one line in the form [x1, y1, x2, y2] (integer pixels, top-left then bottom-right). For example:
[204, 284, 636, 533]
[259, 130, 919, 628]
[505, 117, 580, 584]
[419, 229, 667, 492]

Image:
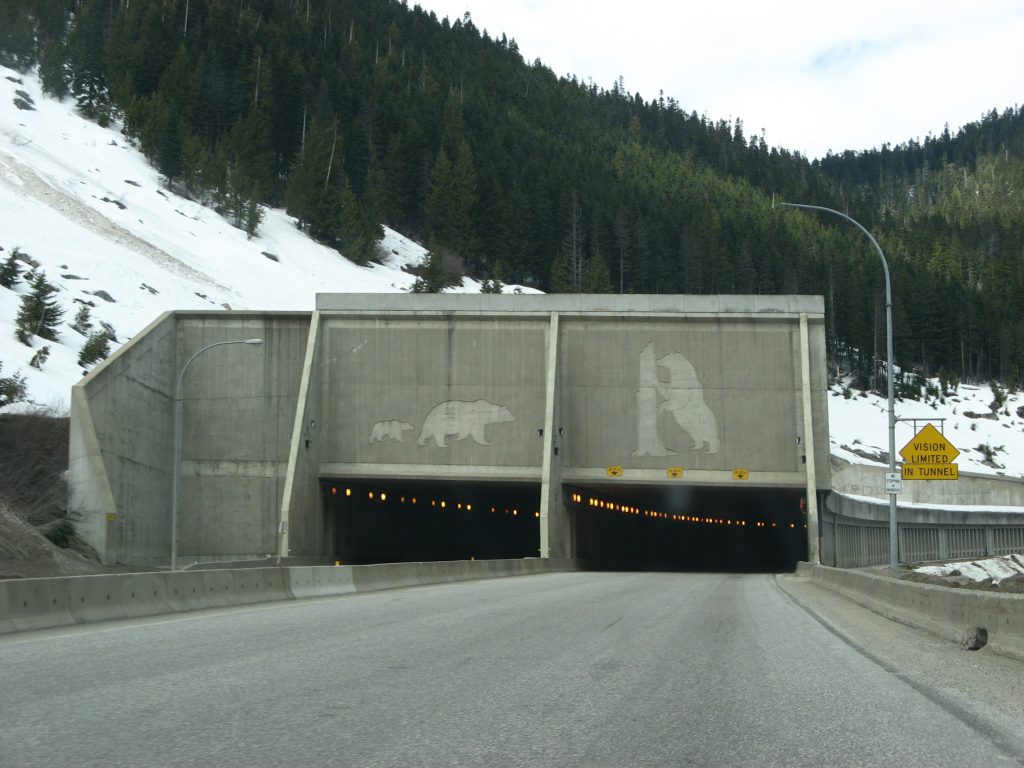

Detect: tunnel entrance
[323, 479, 541, 564]
[569, 484, 809, 572]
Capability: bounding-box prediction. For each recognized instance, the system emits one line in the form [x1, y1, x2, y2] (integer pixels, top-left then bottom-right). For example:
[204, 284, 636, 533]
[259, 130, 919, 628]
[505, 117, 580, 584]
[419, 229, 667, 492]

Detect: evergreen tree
[583, 252, 613, 293]
[71, 304, 93, 335]
[29, 345, 50, 370]
[15, 272, 64, 345]
[0, 250, 23, 288]
[79, 328, 112, 367]
[0, 362, 28, 408]
[411, 246, 447, 293]
[66, 0, 110, 122]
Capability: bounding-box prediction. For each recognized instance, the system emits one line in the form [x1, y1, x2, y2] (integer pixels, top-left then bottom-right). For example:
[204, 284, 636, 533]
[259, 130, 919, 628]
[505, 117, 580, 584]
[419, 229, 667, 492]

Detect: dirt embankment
[0, 411, 108, 579]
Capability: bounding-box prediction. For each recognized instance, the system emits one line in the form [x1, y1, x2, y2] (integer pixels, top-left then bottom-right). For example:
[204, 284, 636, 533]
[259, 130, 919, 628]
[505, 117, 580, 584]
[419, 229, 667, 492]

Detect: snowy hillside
[0, 65, 1021, 482]
[0, 65, 531, 409]
[829, 380, 1023, 480]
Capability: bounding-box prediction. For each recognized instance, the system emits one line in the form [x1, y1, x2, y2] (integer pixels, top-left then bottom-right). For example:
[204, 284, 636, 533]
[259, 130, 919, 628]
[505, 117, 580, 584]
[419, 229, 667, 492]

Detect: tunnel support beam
[799, 313, 821, 564]
[278, 311, 321, 563]
[539, 312, 567, 558]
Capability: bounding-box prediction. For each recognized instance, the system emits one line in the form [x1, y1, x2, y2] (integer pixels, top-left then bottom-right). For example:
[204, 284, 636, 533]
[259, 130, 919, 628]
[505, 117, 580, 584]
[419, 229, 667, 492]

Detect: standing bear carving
[656, 352, 720, 454]
[418, 400, 515, 447]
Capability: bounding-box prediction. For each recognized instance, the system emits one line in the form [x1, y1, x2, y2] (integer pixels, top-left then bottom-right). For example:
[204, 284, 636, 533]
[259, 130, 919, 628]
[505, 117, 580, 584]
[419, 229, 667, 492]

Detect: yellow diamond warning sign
[899, 423, 959, 481]
[899, 423, 960, 464]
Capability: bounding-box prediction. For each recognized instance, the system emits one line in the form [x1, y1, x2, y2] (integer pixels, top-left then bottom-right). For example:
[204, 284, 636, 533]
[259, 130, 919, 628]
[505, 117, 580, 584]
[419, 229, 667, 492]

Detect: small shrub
[0, 363, 27, 407]
[71, 304, 93, 335]
[29, 345, 50, 369]
[78, 330, 111, 367]
[42, 516, 77, 548]
[99, 321, 118, 343]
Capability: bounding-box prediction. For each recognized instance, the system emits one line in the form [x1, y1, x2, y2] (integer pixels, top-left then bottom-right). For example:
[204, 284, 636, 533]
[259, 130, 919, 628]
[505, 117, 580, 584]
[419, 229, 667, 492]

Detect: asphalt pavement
[1, 571, 1022, 767]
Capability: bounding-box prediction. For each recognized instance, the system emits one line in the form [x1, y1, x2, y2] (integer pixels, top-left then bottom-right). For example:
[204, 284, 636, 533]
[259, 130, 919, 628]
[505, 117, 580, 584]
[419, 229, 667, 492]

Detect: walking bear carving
[417, 400, 515, 447]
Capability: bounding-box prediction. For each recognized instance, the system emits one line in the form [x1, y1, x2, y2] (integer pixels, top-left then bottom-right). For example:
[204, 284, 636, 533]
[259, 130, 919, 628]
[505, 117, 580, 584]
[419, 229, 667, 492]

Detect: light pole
[782, 203, 899, 570]
[171, 338, 263, 571]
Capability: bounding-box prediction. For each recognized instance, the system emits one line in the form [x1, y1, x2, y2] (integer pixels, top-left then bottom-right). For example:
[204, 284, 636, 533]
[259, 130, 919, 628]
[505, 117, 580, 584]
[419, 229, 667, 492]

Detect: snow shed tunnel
[70, 294, 829, 568]
[322, 480, 809, 572]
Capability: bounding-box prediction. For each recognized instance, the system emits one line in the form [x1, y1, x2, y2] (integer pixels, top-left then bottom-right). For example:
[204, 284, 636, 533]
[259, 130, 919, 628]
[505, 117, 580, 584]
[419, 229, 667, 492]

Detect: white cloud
[418, 0, 1024, 158]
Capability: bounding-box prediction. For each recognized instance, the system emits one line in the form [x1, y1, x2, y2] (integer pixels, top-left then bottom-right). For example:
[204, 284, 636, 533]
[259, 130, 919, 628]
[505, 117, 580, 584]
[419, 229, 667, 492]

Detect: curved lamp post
[782, 203, 899, 570]
[171, 338, 263, 570]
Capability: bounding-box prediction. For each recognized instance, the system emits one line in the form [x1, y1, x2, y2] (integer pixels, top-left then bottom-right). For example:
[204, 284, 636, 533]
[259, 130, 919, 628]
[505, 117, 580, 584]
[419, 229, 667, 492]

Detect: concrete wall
[826, 490, 1024, 527]
[558, 315, 829, 486]
[70, 312, 178, 565]
[70, 312, 311, 566]
[832, 460, 1024, 507]
[318, 315, 549, 479]
[174, 315, 309, 564]
[71, 295, 830, 565]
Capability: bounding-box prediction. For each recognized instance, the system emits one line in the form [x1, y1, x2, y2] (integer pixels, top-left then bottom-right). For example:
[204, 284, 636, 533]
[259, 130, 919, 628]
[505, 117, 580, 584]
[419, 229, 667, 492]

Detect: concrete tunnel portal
[70, 294, 831, 570]
[323, 479, 810, 572]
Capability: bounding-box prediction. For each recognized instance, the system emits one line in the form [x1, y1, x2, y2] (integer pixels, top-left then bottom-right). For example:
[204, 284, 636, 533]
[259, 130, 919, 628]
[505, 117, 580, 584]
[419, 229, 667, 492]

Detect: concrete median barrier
[164, 571, 208, 613]
[795, 562, 1024, 661]
[5, 577, 74, 632]
[0, 558, 575, 635]
[287, 566, 356, 599]
[66, 573, 165, 624]
[0, 582, 13, 634]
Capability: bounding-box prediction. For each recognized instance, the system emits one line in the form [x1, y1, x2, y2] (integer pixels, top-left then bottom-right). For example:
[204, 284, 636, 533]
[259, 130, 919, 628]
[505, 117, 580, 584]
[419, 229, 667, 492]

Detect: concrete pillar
[278, 311, 321, 562]
[799, 313, 821, 564]
[539, 312, 567, 558]
[68, 386, 120, 565]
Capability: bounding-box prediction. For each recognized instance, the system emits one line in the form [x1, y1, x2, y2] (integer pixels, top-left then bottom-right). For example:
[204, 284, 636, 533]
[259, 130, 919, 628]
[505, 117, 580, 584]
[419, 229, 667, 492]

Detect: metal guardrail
[821, 493, 1024, 567]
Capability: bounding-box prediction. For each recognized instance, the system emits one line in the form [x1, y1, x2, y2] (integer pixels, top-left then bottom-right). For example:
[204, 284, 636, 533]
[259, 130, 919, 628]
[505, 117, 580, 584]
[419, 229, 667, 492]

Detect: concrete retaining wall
[0, 558, 575, 635]
[796, 562, 1024, 661]
[832, 462, 1024, 507]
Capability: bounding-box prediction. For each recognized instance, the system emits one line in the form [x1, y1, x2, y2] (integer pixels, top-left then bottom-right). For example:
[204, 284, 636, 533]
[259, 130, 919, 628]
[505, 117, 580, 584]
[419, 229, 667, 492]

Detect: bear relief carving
[368, 420, 415, 443]
[632, 342, 720, 456]
[418, 400, 515, 447]
[367, 401, 516, 448]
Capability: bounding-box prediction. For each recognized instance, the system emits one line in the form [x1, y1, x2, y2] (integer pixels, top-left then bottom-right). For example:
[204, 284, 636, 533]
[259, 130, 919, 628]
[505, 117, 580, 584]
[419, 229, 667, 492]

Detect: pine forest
[2, 0, 1023, 386]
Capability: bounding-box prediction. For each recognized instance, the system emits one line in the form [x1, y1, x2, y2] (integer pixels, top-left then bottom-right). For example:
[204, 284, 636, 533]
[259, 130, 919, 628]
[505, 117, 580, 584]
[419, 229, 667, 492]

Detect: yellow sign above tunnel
[732, 469, 750, 480]
[606, 465, 623, 477]
[666, 467, 684, 479]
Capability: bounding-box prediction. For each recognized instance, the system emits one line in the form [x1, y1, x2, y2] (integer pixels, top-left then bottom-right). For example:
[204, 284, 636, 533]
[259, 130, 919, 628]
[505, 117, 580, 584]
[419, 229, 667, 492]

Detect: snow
[0, 66, 534, 412]
[827, 382, 1024, 481]
[915, 554, 1024, 585]
[0, 65, 1022, 492]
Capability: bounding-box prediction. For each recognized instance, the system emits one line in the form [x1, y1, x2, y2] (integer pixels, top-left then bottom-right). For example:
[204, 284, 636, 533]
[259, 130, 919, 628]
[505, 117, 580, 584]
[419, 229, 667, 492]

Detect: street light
[781, 203, 899, 570]
[171, 338, 263, 571]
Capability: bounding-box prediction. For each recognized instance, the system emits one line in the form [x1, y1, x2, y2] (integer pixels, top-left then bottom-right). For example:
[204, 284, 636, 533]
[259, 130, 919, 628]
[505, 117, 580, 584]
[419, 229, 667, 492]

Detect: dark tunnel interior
[323, 479, 541, 564]
[322, 479, 810, 572]
[569, 484, 809, 572]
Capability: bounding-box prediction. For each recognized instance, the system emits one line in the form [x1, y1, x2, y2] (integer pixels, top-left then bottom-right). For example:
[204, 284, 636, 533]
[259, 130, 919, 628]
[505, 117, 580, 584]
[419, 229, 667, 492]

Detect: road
[1, 572, 1022, 767]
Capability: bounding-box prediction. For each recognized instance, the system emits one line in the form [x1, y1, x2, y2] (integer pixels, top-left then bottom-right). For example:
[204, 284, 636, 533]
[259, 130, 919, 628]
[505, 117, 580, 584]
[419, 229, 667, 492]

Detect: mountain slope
[1, 64, 531, 408]
[1, 64, 1020, 483]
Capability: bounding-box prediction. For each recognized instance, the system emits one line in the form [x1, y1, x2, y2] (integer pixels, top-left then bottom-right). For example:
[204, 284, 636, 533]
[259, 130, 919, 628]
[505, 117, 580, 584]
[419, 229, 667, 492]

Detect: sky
[416, 0, 1024, 159]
